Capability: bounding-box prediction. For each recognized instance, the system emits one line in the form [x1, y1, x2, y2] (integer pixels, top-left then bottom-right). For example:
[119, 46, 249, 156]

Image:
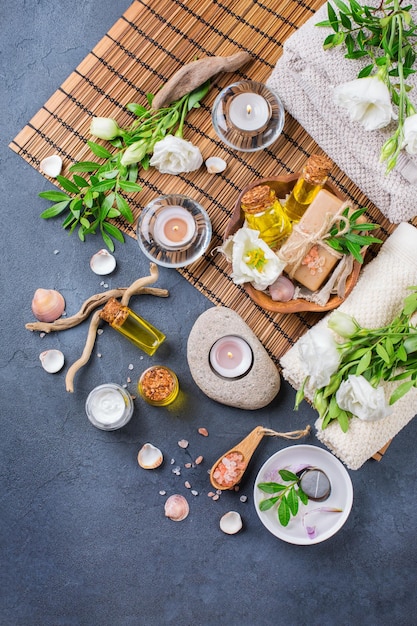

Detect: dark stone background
[1, 2, 416, 625]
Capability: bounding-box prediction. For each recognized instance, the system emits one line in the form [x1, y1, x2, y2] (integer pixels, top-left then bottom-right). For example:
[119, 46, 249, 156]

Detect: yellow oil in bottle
[100, 298, 165, 356]
[284, 154, 333, 222]
[241, 185, 291, 248]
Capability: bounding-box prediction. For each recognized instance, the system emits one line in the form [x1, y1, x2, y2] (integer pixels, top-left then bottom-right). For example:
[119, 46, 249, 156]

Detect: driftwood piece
[151, 52, 252, 109]
[65, 311, 102, 393]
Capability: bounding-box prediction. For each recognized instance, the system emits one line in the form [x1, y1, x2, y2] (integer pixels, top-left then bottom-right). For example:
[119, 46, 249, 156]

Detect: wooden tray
[224, 174, 363, 313]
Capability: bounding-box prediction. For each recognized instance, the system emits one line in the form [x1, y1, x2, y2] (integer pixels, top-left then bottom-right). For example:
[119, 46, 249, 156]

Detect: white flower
[298, 327, 340, 389]
[327, 311, 359, 339]
[121, 140, 148, 166]
[90, 117, 121, 141]
[150, 135, 203, 175]
[228, 227, 286, 291]
[336, 375, 392, 422]
[333, 76, 395, 131]
[402, 114, 417, 154]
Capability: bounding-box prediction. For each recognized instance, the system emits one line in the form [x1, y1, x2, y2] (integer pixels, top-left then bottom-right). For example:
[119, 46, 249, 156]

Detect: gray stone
[187, 306, 281, 409]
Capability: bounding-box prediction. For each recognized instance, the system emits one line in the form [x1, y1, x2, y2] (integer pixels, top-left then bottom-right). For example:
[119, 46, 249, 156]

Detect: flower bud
[120, 140, 148, 166]
[90, 117, 121, 141]
[328, 311, 359, 338]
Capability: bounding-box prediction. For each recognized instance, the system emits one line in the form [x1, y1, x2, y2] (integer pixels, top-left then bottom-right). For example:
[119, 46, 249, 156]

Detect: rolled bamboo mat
[10, 0, 417, 365]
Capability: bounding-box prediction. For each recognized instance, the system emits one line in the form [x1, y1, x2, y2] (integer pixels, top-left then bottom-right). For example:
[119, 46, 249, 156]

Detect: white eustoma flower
[90, 117, 121, 141]
[402, 114, 417, 154]
[327, 311, 359, 339]
[229, 227, 286, 291]
[333, 76, 395, 131]
[150, 135, 203, 175]
[336, 375, 392, 422]
[121, 140, 148, 166]
[298, 327, 340, 389]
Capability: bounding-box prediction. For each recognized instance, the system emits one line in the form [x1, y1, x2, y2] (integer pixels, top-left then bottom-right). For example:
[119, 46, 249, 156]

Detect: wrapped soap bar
[280, 189, 344, 291]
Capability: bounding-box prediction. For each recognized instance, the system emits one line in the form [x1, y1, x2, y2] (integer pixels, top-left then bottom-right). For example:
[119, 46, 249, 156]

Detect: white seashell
[90, 249, 116, 275]
[219, 511, 243, 535]
[164, 494, 189, 521]
[31, 288, 65, 322]
[137, 443, 163, 469]
[39, 349, 65, 374]
[40, 155, 63, 178]
[205, 156, 227, 174]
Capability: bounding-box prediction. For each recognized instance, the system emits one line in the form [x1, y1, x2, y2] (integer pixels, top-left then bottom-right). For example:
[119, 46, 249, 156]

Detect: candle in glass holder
[228, 93, 271, 133]
[153, 206, 196, 249]
[209, 336, 253, 379]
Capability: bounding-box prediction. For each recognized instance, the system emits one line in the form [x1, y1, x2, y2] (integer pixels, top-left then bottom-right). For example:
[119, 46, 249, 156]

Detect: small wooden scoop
[210, 425, 311, 491]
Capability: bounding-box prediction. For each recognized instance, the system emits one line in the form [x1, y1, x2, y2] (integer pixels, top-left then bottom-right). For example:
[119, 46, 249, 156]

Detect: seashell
[90, 249, 116, 275]
[269, 275, 295, 302]
[205, 156, 227, 174]
[39, 155, 63, 178]
[31, 288, 65, 322]
[219, 511, 243, 535]
[164, 494, 189, 522]
[39, 349, 65, 374]
[137, 443, 163, 469]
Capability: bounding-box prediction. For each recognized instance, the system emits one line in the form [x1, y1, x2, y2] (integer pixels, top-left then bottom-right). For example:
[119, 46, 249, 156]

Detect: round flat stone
[187, 306, 280, 409]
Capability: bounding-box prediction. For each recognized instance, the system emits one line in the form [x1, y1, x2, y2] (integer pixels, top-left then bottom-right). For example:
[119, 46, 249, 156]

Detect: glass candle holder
[85, 383, 134, 430]
[138, 365, 179, 406]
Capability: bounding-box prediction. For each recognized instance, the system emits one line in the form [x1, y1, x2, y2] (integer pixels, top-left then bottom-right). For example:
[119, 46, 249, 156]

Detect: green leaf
[358, 64, 374, 77]
[115, 193, 134, 222]
[389, 380, 414, 404]
[100, 229, 115, 252]
[126, 103, 148, 117]
[40, 200, 70, 218]
[337, 410, 350, 433]
[72, 174, 90, 188]
[328, 2, 339, 31]
[69, 161, 100, 173]
[259, 496, 281, 511]
[102, 222, 125, 243]
[356, 350, 372, 375]
[118, 180, 143, 193]
[87, 140, 114, 159]
[258, 482, 287, 493]
[56, 175, 80, 194]
[376, 342, 390, 364]
[278, 497, 290, 527]
[298, 487, 309, 506]
[340, 12, 352, 29]
[279, 469, 298, 482]
[287, 487, 299, 516]
[90, 180, 117, 193]
[38, 190, 70, 202]
[187, 79, 211, 110]
[333, 0, 350, 14]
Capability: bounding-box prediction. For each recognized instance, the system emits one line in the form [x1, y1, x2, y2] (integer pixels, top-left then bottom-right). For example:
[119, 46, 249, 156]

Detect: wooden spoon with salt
[210, 425, 311, 491]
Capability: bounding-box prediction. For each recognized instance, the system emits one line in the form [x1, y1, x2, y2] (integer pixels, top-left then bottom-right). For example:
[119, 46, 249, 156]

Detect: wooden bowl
[224, 174, 363, 313]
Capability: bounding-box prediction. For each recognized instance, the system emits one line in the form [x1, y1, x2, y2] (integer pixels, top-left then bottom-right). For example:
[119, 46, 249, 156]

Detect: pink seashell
[31, 288, 65, 322]
[164, 494, 189, 521]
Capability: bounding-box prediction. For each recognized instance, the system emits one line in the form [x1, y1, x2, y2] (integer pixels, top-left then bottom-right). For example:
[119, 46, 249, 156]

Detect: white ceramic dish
[253, 444, 353, 545]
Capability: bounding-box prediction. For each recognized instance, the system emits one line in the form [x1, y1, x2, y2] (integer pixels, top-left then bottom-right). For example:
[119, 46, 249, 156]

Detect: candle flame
[227, 351, 234, 359]
[246, 104, 252, 115]
[173, 225, 179, 232]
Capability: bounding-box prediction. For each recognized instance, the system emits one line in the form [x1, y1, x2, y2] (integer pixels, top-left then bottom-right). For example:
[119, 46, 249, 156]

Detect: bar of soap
[284, 189, 344, 291]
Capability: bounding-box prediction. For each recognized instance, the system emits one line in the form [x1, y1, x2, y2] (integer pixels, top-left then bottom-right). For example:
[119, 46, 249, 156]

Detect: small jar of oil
[283, 154, 333, 222]
[241, 184, 291, 249]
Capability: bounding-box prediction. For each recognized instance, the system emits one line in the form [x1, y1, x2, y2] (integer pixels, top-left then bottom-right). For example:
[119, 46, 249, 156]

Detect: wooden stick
[65, 311, 101, 393]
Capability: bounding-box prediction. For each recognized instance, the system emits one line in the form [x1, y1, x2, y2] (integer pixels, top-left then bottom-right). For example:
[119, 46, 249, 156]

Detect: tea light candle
[85, 383, 133, 430]
[153, 206, 196, 249]
[209, 336, 253, 379]
[228, 93, 271, 132]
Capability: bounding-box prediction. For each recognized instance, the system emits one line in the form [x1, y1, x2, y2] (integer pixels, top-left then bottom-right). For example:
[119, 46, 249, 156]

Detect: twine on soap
[261, 425, 311, 439]
[279, 201, 351, 278]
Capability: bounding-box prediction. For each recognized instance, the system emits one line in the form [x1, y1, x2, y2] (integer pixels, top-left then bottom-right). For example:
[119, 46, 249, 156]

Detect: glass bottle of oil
[100, 297, 165, 356]
[241, 184, 291, 249]
[284, 154, 333, 222]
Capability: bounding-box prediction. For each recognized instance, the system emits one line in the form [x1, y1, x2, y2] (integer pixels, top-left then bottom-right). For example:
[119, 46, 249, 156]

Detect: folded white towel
[267, 1, 417, 223]
[280, 223, 417, 469]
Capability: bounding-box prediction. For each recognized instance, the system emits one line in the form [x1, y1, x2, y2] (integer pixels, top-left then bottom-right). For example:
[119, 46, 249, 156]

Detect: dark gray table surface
[1, 2, 416, 625]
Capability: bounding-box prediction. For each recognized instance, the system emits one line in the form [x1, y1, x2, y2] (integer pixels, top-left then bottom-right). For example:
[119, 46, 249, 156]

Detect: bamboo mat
[10, 0, 417, 366]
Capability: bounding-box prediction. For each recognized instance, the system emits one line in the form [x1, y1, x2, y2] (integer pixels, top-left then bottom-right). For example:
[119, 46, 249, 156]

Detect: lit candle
[153, 206, 196, 249]
[209, 336, 253, 379]
[85, 383, 134, 430]
[228, 93, 271, 132]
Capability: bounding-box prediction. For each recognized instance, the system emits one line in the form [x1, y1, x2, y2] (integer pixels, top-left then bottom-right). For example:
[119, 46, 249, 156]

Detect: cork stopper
[99, 297, 129, 327]
[241, 184, 275, 214]
[303, 154, 332, 185]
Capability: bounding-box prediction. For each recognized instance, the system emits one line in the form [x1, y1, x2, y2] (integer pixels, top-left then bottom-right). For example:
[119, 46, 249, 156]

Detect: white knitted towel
[280, 223, 417, 470]
[267, 1, 417, 223]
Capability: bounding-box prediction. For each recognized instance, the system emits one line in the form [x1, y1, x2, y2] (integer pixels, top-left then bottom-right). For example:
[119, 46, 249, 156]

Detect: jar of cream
[85, 383, 134, 430]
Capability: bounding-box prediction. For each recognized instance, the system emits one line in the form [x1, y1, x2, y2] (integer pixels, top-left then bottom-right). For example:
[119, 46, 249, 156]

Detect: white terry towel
[280, 223, 417, 469]
[267, 1, 417, 223]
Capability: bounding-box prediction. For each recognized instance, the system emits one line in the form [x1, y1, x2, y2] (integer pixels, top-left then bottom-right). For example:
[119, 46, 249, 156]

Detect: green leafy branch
[258, 469, 309, 526]
[38, 81, 210, 250]
[325, 207, 382, 263]
[317, 0, 417, 171]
